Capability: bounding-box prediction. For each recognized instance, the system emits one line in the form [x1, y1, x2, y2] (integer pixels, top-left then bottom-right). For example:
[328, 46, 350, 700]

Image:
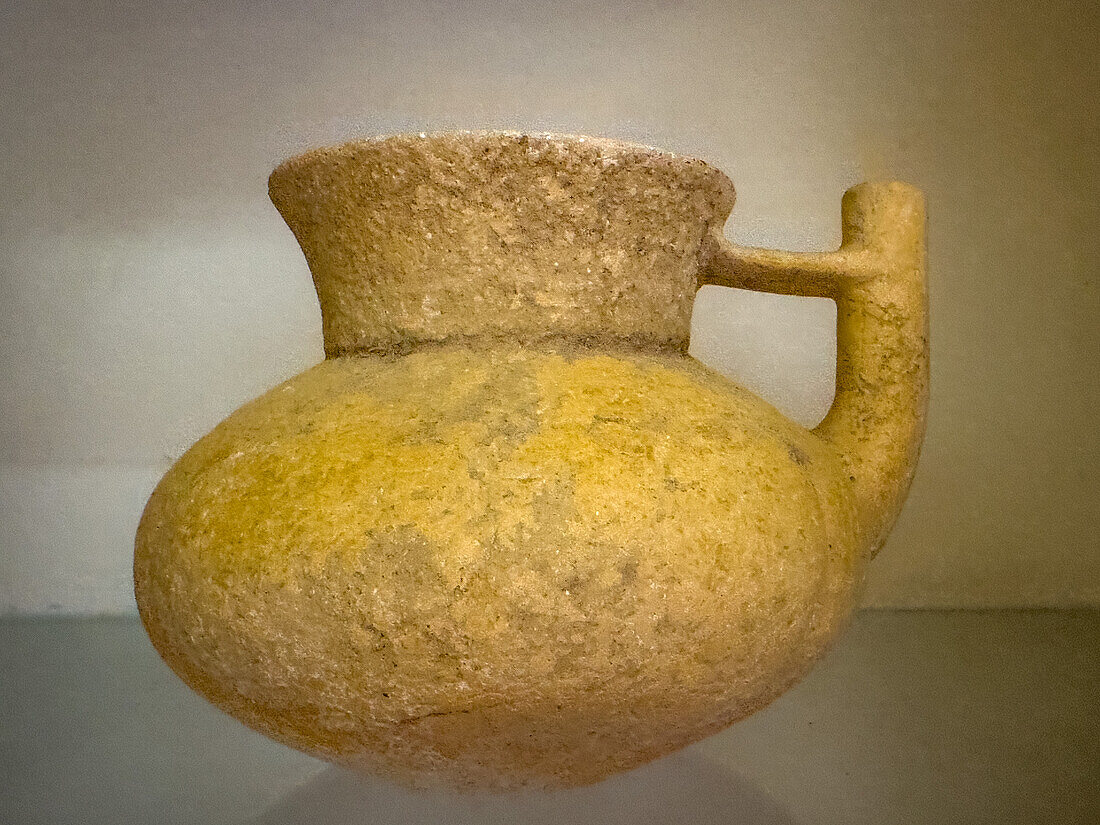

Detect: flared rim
[270, 129, 733, 194]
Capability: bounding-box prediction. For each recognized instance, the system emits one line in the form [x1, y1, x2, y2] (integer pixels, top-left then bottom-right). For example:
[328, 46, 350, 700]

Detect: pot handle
[697, 182, 928, 555]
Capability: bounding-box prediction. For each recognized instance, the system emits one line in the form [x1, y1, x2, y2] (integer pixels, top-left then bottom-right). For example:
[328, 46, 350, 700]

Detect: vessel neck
[268, 132, 736, 357]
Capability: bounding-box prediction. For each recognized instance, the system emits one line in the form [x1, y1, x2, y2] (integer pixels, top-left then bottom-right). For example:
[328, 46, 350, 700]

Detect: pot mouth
[272, 130, 731, 190]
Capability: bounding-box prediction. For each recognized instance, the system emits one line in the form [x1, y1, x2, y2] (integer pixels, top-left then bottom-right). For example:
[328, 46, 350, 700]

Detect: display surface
[134, 132, 928, 789]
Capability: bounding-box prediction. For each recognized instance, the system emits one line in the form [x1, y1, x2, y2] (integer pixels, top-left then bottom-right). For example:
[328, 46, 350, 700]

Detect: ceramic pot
[135, 132, 927, 790]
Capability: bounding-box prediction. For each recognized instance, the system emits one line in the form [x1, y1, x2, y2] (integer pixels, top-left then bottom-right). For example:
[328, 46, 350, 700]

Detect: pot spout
[699, 182, 929, 556]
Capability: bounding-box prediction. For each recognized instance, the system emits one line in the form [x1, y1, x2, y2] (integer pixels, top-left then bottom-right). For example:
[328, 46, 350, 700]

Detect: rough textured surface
[136, 344, 862, 789]
[135, 132, 928, 790]
[267, 132, 735, 356]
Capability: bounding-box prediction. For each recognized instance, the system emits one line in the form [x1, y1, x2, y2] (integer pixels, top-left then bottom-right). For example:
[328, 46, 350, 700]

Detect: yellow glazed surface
[135, 132, 927, 789]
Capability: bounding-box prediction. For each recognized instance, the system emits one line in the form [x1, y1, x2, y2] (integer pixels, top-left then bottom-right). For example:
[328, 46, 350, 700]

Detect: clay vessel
[135, 132, 927, 790]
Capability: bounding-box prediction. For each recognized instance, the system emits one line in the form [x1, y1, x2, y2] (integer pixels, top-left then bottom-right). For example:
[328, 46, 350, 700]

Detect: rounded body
[136, 343, 860, 788]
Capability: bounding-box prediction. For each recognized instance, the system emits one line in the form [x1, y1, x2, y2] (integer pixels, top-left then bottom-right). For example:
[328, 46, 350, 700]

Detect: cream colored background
[1, 0, 1096, 613]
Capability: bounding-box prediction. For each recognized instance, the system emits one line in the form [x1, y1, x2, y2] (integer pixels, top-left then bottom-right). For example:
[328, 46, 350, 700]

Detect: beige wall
[1, 0, 1096, 612]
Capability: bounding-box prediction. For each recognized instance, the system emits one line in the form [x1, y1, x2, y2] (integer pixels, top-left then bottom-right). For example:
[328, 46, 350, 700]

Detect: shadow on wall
[247, 749, 799, 825]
